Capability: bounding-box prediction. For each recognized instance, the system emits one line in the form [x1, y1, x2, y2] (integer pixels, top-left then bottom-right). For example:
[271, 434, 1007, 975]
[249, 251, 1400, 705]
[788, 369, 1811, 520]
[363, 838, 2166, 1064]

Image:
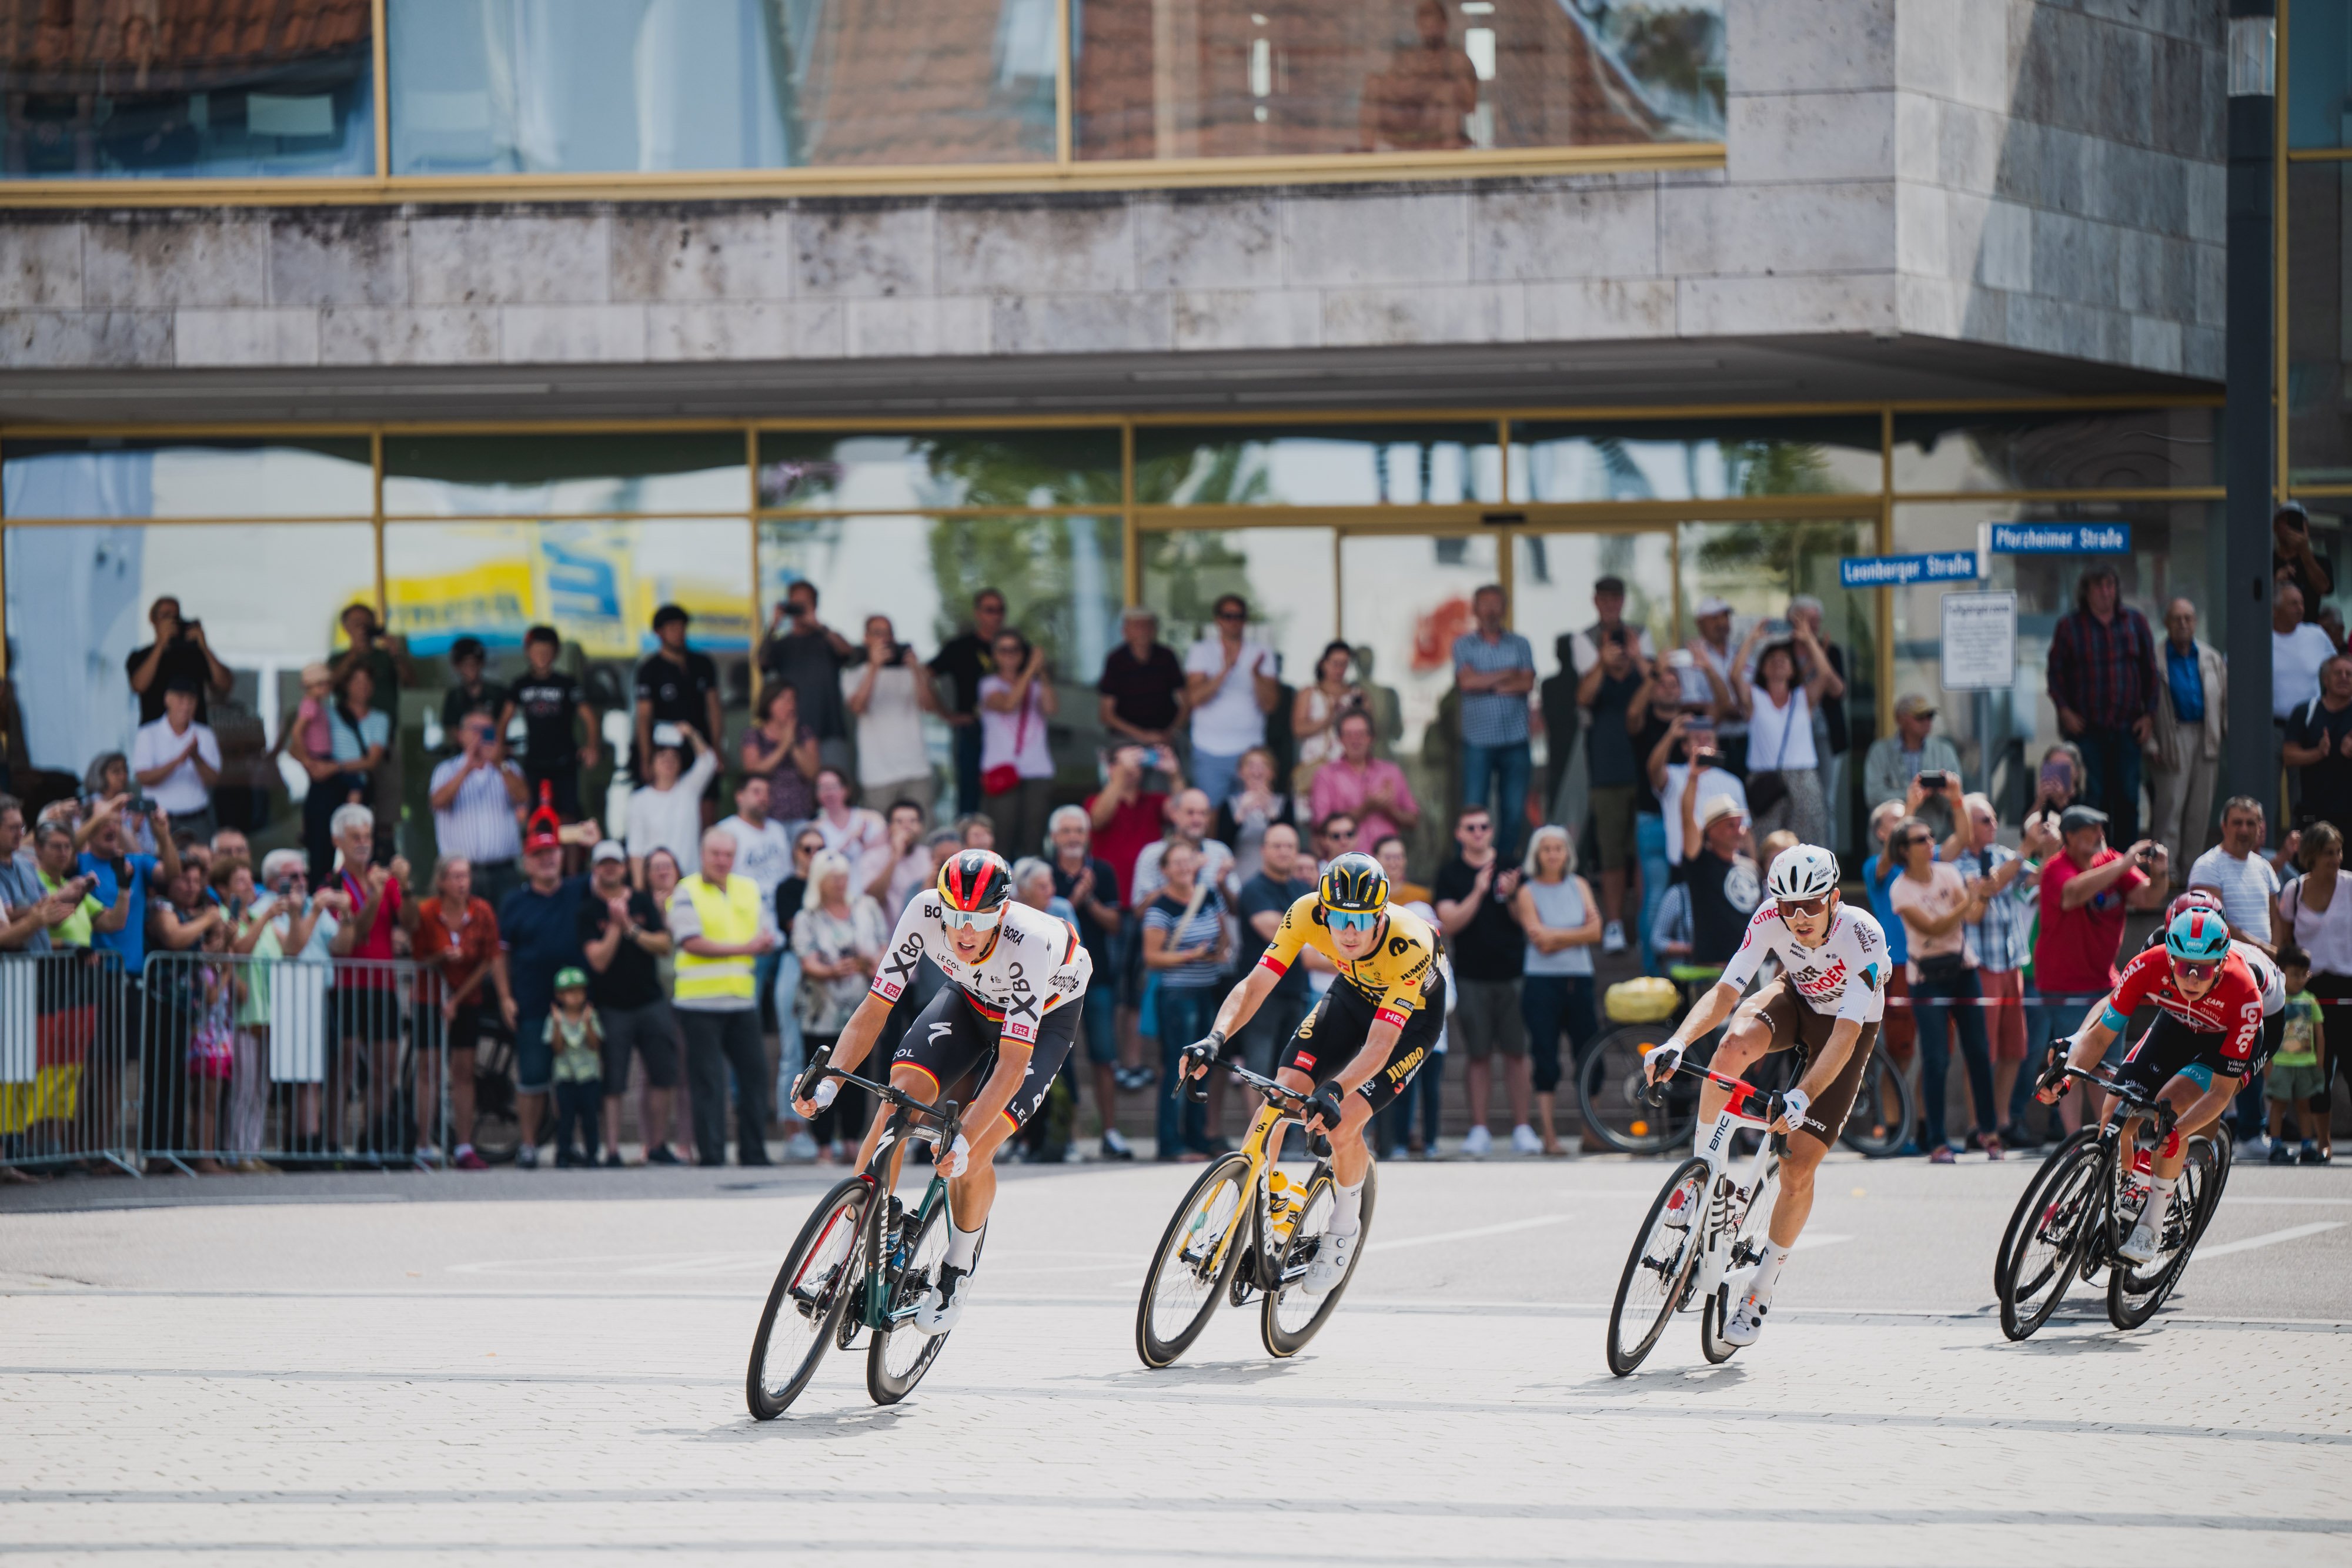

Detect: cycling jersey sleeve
[2217, 969, 2266, 1068]
[870, 895, 936, 1003]
[1257, 892, 1320, 978]
[1365, 922, 1438, 1030]
[1716, 904, 1781, 993]
[2109, 944, 2165, 1018]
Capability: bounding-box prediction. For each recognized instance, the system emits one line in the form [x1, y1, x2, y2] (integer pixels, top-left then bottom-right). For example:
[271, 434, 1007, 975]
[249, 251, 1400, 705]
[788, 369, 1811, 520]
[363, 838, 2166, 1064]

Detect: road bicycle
[1605, 1059, 1822, 1375]
[746, 1060, 978, 1417]
[1994, 1065, 2228, 1340]
[1135, 1063, 1372, 1367]
[1579, 1007, 1913, 1159]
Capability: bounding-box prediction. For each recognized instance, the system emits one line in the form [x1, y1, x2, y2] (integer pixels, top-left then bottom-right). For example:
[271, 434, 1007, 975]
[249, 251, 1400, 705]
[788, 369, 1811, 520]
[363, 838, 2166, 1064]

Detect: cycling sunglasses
[940, 907, 1001, 931]
[2173, 958, 2221, 982]
[1325, 908, 1380, 932]
[1778, 895, 1831, 918]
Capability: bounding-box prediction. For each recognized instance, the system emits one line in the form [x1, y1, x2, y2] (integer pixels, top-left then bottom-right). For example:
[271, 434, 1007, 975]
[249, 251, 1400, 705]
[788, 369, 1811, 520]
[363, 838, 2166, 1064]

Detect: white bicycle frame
[1669, 1063, 1822, 1310]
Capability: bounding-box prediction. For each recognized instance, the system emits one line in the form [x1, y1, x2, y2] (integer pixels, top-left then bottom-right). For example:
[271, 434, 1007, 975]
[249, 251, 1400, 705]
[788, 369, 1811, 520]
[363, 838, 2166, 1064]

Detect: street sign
[1837, 551, 1981, 589]
[1940, 591, 2018, 691]
[1987, 522, 2132, 554]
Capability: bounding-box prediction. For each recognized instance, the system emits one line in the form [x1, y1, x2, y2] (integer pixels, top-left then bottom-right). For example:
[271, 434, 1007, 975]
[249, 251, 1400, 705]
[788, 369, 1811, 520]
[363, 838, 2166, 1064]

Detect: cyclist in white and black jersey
[792, 850, 1093, 1335]
[1642, 845, 1892, 1347]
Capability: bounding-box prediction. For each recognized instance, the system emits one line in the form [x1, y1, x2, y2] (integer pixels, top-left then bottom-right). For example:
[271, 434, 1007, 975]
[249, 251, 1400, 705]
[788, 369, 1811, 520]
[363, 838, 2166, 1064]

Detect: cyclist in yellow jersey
[1176, 851, 1446, 1293]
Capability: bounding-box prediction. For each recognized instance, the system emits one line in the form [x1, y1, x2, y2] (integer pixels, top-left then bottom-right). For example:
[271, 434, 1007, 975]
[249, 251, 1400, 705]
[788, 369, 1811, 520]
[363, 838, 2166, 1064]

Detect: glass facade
[2291, 0, 2349, 149]
[0, 0, 375, 180]
[0, 403, 2225, 880]
[2287, 162, 2351, 490]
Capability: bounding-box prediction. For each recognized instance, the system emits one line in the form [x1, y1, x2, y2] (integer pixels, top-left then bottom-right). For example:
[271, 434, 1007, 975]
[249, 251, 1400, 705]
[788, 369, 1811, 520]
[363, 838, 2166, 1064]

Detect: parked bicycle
[1136, 1063, 1371, 1367]
[1605, 1059, 1818, 1374]
[746, 1060, 977, 1417]
[1993, 1066, 2229, 1340]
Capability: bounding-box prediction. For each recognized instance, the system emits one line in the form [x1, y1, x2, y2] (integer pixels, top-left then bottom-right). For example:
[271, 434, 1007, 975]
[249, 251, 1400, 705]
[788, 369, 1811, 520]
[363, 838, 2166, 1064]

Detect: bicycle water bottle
[1268, 1169, 1296, 1238]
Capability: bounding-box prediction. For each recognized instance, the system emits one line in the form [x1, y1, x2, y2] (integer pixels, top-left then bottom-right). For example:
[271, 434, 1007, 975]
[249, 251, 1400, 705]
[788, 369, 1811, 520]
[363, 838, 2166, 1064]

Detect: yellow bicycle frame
[1197, 1100, 1302, 1283]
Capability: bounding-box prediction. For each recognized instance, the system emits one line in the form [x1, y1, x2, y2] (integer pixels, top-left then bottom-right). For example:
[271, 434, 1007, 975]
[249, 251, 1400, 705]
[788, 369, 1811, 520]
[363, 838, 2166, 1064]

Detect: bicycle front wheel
[1136, 1152, 1252, 1368]
[1578, 1026, 1689, 1155]
[2107, 1138, 2218, 1330]
[1998, 1137, 2103, 1342]
[1994, 1129, 2094, 1298]
[867, 1196, 964, 1405]
[1605, 1155, 1709, 1376]
[746, 1176, 870, 1419]
[1839, 1049, 1917, 1159]
[1262, 1161, 1375, 1358]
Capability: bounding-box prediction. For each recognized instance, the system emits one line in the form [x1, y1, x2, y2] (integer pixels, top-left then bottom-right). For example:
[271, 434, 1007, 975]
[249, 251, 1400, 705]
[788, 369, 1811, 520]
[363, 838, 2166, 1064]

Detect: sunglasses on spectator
[1461, 821, 1492, 833]
[941, 907, 1001, 931]
[1778, 895, 1830, 918]
[1215, 608, 1247, 621]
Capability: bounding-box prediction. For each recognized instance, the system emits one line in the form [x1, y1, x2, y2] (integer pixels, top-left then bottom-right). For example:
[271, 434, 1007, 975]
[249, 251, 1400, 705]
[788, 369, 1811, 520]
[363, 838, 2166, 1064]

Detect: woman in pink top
[1307, 710, 1420, 852]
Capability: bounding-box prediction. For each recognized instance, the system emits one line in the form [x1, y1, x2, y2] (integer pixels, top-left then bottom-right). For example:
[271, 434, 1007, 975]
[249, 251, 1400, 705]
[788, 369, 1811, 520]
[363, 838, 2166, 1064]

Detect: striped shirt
[428, 754, 523, 867]
[2046, 605, 2157, 730]
[1452, 630, 1535, 745]
[1954, 842, 2026, 973]
[1144, 888, 1227, 989]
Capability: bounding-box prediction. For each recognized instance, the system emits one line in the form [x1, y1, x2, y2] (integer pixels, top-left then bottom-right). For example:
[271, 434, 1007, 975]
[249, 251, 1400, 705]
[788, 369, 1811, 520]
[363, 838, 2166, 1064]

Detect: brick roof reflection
[1, 1, 370, 82]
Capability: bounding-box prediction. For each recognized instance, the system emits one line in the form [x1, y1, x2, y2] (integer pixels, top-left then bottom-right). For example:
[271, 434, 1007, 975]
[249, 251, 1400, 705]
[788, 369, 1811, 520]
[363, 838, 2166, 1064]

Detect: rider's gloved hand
[1302, 1079, 1348, 1134]
[808, 1078, 840, 1111]
[1773, 1086, 1811, 1134]
[941, 1133, 971, 1178]
[1180, 1032, 1222, 1103]
[2033, 1049, 2071, 1103]
[1643, 1039, 1685, 1085]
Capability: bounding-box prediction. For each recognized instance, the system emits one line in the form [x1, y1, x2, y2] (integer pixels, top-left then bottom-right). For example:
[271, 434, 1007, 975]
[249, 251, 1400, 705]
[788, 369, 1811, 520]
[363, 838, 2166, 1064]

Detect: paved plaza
[3, 1151, 2349, 1564]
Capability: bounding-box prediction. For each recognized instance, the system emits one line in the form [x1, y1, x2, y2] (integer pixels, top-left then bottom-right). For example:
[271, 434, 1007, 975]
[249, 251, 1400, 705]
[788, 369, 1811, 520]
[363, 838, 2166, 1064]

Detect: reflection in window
[2290, 0, 2348, 150]
[1074, 0, 1724, 161]
[757, 430, 1121, 510]
[389, 0, 1053, 175]
[382, 433, 747, 516]
[4, 521, 375, 852]
[1509, 418, 1879, 503]
[0, 1, 374, 179]
[1140, 526, 1335, 682]
[1134, 424, 1501, 506]
[1892, 408, 2217, 493]
[2, 438, 375, 518]
[2288, 163, 2351, 488]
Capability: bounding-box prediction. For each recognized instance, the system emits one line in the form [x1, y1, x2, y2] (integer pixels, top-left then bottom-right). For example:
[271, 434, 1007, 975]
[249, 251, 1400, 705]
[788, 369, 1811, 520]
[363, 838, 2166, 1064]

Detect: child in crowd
[2267, 946, 2329, 1166]
[547, 967, 604, 1168]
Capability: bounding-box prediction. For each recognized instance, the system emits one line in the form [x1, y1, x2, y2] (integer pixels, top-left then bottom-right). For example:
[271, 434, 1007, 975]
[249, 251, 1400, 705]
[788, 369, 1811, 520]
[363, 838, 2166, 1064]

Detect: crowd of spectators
[6, 513, 2352, 1176]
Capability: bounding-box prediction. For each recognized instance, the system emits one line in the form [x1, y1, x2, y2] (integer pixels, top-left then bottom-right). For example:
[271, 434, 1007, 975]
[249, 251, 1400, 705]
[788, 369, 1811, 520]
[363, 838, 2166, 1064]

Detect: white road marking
[1366, 1213, 1572, 1254]
[1790, 1232, 1852, 1252]
[2191, 1221, 2347, 1259]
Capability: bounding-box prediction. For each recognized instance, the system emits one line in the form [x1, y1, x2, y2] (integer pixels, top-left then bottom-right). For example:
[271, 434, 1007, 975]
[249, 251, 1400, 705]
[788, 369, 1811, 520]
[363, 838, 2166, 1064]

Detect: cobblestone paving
[4, 1157, 2348, 1564]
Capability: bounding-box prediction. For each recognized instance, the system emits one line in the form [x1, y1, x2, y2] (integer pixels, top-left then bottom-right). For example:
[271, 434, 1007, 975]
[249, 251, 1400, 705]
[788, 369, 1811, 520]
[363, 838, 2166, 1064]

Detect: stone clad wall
[0, 1, 2227, 381]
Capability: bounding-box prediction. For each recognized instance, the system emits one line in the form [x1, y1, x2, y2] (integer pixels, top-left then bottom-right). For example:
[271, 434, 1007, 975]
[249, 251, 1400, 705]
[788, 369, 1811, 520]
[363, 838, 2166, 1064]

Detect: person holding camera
[843, 613, 940, 813]
[1863, 694, 1965, 841]
[124, 596, 231, 727]
[634, 604, 724, 788]
[759, 581, 856, 777]
[2031, 804, 2173, 1083]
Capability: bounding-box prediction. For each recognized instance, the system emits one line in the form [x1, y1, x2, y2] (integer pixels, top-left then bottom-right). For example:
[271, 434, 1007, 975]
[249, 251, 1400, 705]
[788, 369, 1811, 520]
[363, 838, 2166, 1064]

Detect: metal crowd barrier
[135, 953, 449, 1174]
[0, 951, 135, 1176]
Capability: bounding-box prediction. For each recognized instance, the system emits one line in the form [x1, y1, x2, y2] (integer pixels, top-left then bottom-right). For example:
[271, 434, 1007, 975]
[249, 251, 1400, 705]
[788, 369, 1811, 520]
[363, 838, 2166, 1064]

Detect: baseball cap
[553, 966, 588, 991]
[524, 821, 564, 854]
[1893, 693, 1937, 720]
[1694, 595, 1732, 617]
[2058, 804, 2110, 836]
[590, 840, 626, 865]
[1699, 794, 1745, 830]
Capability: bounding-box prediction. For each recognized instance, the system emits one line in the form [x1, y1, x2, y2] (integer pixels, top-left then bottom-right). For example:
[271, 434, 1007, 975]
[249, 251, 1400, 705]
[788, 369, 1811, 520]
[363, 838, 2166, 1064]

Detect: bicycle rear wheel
[2107, 1139, 2217, 1330]
[867, 1195, 964, 1405]
[1135, 1152, 1252, 1368]
[1604, 1155, 1708, 1376]
[1998, 1138, 2103, 1342]
[746, 1176, 870, 1419]
[1578, 1026, 1689, 1155]
[1994, 1129, 2094, 1297]
[1839, 1049, 1917, 1159]
[1261, 1162, 1375, 1358]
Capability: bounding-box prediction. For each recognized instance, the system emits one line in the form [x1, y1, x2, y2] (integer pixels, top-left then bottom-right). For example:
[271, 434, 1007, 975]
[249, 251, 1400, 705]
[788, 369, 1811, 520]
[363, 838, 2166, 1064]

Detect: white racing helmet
[1766, 844, 1840, 903]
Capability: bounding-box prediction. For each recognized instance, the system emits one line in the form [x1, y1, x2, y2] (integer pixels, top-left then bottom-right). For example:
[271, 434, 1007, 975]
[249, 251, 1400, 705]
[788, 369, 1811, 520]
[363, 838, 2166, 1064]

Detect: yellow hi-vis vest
[674, 873, 763, 1004]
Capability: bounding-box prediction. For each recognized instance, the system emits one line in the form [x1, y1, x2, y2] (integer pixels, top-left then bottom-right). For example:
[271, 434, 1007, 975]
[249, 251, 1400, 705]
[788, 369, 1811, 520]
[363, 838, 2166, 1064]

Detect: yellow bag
[1605, 975, 1680, 1024]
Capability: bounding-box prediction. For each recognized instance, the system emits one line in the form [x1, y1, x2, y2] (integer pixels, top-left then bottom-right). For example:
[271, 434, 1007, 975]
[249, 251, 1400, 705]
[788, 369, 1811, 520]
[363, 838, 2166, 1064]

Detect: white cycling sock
[2139, 1175, 2177, 1233]
[1750, 1242, 1791, 1299]
[1696, 1106, 1739, 1158]
[946, 1221, 984, 1272]
[1329, 1178, 1366, 1237]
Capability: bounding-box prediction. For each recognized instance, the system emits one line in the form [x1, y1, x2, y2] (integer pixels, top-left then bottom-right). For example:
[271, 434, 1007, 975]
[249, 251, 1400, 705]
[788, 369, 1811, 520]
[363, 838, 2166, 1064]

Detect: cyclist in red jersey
[2036, 908, 2257, 1262]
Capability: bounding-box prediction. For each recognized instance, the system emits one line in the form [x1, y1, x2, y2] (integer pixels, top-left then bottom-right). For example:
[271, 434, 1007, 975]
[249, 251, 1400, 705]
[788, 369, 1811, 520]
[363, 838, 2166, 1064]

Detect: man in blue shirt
[79, 795, 182, 1162]
[1452, 584, 1536, 862]
[492, 820, 603, 1168]
[2148, 596, 2224, 867]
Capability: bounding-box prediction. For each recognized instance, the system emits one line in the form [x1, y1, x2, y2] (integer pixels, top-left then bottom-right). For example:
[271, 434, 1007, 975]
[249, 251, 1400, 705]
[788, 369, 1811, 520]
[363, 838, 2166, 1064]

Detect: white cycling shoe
[914, 1263, 971, 1336]
[2116, 1216, 2161, 1265]
[1723, 1286, 1772, 1346]
[1303, 1227, 1358, 1295]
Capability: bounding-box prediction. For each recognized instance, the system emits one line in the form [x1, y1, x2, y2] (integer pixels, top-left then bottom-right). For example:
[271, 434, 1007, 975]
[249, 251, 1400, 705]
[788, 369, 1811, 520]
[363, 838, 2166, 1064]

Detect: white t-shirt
[1660, 764, 1749, 864]
[978, 675, 1055, 781]
[625, 746, 719, 872]
[871, 894, 1094, 1045]
[814, 807, 893, 897]
[2273, 623, 2337, 718]
[717, 814, 796, 902]
[1746, 686, 1818, 772]
[1720, 903, 1892, 1024]
[1568, 623, 1658, 673]
[1184, 636, 1276, 755]
[844, 663, 931, 786]
[129, 716, 221, 815]
[2187, 845, 2281, 944]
